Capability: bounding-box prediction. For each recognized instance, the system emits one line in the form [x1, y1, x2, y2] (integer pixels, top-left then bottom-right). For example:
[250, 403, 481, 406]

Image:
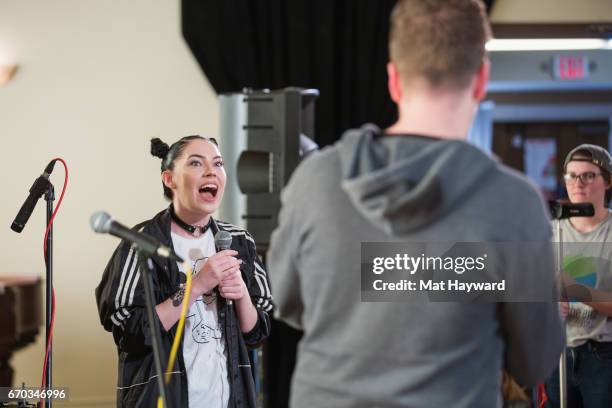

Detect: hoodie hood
[339, 124, 496, 235]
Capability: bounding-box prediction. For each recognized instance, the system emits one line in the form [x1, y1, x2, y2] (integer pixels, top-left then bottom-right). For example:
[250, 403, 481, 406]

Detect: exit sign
[553, 55, 589, 80]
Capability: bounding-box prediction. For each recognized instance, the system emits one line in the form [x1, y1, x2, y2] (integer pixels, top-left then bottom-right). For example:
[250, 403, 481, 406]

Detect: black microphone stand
[554, 219, 567, 408]
[135, 250, 170, 408]
[43, 184, 54, 408]
[9, 161, 57, 408]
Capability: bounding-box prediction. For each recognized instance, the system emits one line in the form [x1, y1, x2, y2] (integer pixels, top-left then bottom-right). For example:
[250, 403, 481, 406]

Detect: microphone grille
[90, 211, 112, 233]
[214, 230, 232, 251]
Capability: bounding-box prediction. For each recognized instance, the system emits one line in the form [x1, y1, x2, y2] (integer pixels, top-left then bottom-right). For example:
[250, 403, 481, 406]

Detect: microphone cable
[155, 261, 193, 407]
[164, 261, 193, 386]
[38, 157, 68, 408]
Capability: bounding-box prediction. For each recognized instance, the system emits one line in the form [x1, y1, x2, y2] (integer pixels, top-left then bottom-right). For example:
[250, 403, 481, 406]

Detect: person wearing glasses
[541, 144, 612, 408]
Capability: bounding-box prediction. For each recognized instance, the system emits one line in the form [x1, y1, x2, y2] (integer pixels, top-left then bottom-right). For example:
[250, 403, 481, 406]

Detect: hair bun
[150, 138, 170, 159]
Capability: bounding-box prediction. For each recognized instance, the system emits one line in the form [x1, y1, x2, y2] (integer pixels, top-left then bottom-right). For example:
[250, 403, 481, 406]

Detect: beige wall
[491, 0, 612, 23]
[0, 1, 218, 406]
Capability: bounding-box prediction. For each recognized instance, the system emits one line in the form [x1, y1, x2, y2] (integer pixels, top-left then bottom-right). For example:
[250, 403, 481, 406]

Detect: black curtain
[182, 0, 495, 147]
[182, 2, 495, 406]
[183, 0, 398, 148]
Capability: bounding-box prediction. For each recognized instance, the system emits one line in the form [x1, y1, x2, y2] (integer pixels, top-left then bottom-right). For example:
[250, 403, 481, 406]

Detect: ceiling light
[486, 38, 610, 52]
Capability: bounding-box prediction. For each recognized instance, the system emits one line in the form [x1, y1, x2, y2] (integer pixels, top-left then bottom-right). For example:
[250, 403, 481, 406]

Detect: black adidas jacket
[95, 207, 273, 407]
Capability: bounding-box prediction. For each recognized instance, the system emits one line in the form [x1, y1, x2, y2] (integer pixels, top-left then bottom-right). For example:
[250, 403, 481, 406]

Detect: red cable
[537, 383, 549, 408]
[38, 158, 68, 408]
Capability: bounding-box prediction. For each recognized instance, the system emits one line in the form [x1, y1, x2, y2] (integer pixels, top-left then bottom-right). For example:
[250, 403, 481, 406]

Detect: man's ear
[472, 58, 490, 101]
[387, 62, 403, 103]
[161, 170, 175, 190]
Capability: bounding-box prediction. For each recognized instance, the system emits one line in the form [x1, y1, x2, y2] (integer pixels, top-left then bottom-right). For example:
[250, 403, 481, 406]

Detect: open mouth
[199, 183, 219, 200]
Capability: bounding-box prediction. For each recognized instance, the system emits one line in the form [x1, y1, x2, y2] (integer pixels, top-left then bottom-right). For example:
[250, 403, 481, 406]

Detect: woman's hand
[191, 250, 242, 297]
[219, 269, 248, 301]
[219, 267, 259, 333]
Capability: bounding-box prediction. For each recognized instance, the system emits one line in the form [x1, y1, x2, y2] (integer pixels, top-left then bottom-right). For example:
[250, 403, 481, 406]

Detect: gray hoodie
[268, 125, 565, 408]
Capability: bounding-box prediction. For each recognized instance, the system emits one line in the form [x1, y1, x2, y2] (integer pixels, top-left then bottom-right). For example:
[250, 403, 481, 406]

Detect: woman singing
[96, 135, 273, 407]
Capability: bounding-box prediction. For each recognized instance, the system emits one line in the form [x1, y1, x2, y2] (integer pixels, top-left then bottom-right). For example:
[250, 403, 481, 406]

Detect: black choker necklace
[170, 207, 212, 238]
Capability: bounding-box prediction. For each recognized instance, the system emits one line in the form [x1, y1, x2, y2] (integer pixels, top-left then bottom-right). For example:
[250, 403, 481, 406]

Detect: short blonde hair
[389, 0, 491, 90]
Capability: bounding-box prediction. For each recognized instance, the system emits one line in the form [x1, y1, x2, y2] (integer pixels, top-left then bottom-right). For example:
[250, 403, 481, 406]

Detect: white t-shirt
[555, 211, 612, 347]
[171, 230, 229, 408]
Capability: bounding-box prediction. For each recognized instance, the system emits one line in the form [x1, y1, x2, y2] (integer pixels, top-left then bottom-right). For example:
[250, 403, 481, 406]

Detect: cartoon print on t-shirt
[188, 300, 223, 343]
[565, 255, 598, 329]
[185, 254, 223, 344]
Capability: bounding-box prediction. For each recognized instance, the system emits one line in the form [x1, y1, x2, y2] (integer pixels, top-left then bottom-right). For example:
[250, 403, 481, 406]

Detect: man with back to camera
[267, 0, 565, 407]
[541, 144, 612, 407]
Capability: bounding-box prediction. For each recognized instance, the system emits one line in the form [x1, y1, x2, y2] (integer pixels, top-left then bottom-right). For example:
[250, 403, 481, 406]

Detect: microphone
[214, 230, 232, 251]
[90, 211, 183, 262]
[214, 230, 234, 305]
[11, 160, 57, 233]
[548, 200, 595, 220]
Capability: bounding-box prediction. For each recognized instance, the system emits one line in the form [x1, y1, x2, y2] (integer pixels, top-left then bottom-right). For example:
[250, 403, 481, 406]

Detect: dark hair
[389, 0, 491, 89]
[150, 135, 219, 200]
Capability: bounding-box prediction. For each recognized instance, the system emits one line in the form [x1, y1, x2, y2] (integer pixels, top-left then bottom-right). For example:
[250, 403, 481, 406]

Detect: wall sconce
[0, 65, 18, 85]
